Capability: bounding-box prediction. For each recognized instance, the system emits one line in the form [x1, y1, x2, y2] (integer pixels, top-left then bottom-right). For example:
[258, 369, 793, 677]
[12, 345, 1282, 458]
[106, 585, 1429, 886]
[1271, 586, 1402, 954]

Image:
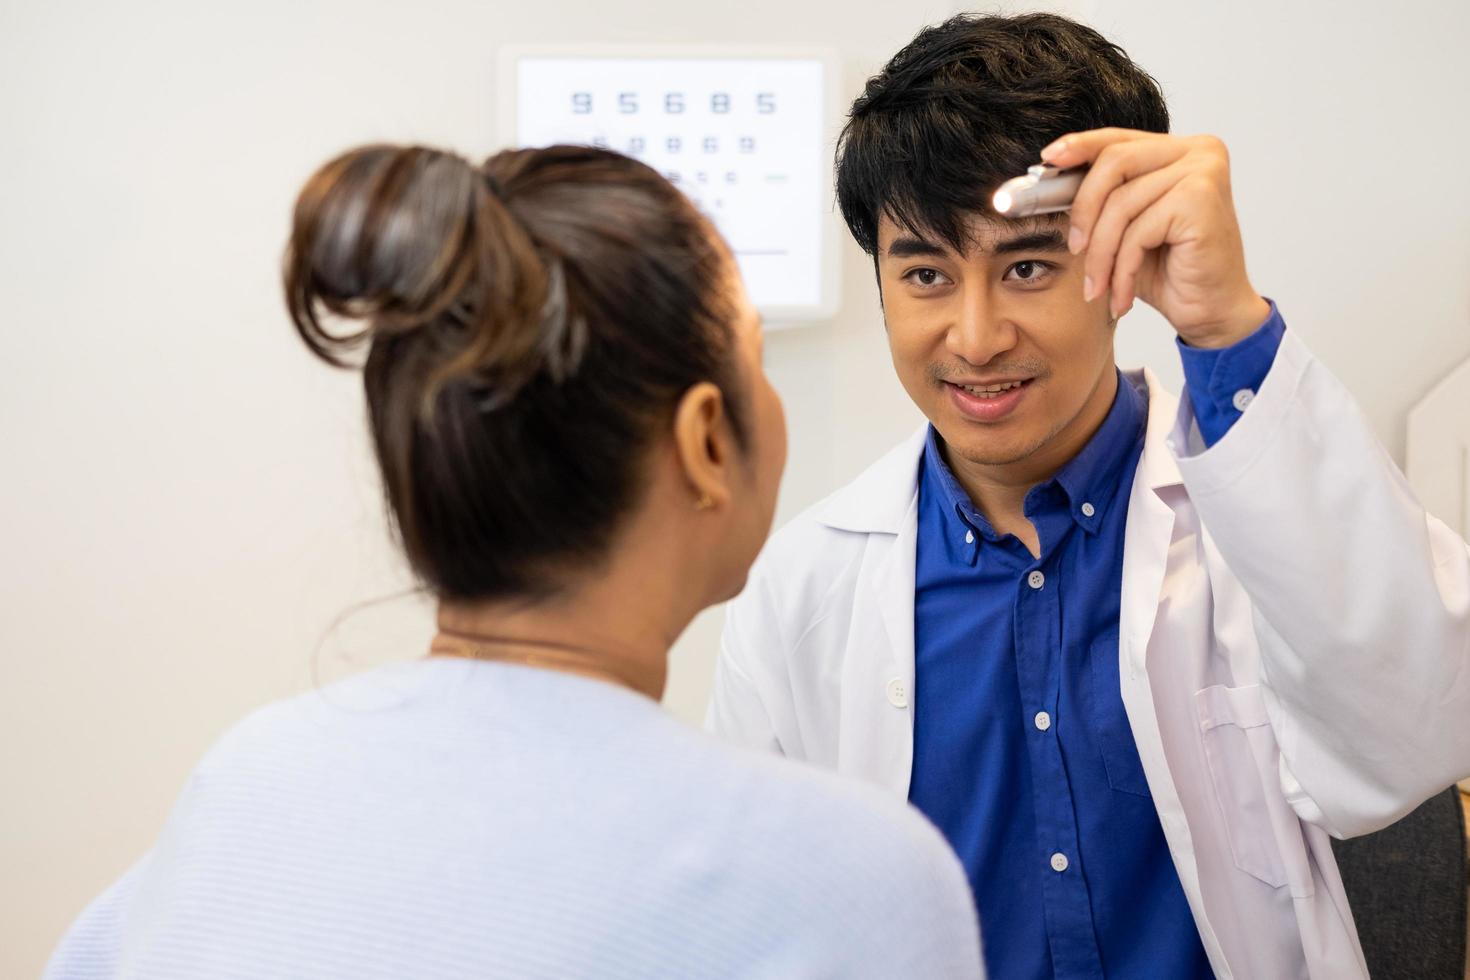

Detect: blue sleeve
[1176, 300, 1286, 448]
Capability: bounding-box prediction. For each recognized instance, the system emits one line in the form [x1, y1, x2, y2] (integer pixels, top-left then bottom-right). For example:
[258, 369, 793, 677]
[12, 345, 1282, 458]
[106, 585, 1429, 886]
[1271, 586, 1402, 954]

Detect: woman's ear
[672, 381, 733, 511]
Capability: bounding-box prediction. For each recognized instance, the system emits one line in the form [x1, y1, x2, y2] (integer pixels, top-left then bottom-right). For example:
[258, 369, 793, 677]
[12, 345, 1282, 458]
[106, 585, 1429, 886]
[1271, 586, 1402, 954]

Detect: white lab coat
[708, 330, 1470, 979]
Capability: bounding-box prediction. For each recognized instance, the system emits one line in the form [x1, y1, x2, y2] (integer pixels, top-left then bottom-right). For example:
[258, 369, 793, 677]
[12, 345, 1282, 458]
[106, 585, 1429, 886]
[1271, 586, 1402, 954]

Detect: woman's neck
[432, 568, 683, 702]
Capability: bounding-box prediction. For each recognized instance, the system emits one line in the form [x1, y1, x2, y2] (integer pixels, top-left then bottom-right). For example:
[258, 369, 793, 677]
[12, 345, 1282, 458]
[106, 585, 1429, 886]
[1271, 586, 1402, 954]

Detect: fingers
[1037, 130, 1233, 317]
[1108, 200, 1176, 318]
[1060, 136, 1190, 254]
[1039, 127, 1155, 166]
[1033, 130, 1251, 337]
[1079, 161, 1191, 306]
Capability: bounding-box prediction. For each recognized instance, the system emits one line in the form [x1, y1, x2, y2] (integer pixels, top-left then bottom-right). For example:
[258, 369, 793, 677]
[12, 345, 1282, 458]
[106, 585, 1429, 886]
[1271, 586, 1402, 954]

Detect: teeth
[960, 380, 1025, 397]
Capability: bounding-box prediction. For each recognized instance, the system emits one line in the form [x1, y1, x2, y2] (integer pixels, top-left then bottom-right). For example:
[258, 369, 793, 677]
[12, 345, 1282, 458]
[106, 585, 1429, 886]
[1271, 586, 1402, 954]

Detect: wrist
[1177, 293, 1272, 350]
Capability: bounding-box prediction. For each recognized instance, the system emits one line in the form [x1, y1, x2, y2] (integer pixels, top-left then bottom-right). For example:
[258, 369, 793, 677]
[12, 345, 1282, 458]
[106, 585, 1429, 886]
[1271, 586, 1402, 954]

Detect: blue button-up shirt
[909, 305, 1285, 978]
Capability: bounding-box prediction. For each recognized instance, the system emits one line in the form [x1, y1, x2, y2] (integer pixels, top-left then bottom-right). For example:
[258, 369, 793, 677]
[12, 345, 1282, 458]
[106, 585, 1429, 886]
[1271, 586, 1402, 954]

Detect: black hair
[835, 12, 1170, 255]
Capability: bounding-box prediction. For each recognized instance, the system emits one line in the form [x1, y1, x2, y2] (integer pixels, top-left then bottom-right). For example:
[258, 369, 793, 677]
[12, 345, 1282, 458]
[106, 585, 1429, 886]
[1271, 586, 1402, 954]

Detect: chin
[716, 568, 751, 605]
[944, 427, 1049, 468]
[955, 445, 1038, 467]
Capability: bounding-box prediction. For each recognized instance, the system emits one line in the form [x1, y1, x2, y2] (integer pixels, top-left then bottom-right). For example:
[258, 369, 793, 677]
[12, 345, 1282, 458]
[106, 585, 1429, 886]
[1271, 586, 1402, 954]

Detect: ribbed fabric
[47, 657, 983, 979]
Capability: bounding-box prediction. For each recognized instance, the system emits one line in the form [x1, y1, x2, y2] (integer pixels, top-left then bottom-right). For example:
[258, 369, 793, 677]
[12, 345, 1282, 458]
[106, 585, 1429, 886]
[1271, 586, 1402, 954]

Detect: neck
[429, 478, 720, 701]
[945, 366, 1119, 539]
[432, 563, 686, 702]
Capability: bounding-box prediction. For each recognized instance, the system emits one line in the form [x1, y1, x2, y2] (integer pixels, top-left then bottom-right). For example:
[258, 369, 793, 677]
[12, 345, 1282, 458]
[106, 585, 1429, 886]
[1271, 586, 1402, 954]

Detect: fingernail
[1083, 276, 1095, 301]
[1068, 227, 1086, 254]
[1041, 139, 1067, 160]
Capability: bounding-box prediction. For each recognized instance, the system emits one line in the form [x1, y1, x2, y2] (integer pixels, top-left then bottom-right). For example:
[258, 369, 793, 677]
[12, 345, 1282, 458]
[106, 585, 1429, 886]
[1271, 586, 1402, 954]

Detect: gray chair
[1331, 786, 1467, 980]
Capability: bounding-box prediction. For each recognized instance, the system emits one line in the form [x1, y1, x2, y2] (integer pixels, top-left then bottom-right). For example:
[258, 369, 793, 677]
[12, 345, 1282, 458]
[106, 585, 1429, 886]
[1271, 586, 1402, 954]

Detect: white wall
[2, 0, 1465, 975]
[1080, 0, 1470, 453]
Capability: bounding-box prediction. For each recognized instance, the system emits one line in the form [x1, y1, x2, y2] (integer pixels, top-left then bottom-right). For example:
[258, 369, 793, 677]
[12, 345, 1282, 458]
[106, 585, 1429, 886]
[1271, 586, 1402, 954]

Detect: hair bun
[284, 144, 576, 412]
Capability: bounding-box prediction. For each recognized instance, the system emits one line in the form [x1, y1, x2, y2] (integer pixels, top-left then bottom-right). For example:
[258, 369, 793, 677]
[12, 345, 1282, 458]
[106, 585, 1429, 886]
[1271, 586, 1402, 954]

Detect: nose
[945, 285, 1018, 367]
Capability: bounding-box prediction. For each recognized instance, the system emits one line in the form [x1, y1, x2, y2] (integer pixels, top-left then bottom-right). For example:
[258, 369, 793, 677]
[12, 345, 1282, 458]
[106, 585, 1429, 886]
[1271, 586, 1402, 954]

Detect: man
[707, 13, 1470, 979]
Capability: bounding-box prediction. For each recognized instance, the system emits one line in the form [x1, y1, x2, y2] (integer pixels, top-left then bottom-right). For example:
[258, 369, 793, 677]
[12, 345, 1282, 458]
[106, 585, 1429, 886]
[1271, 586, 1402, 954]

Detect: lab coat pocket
[1196, 683, 1315, 898]
[1088, 633, 1152, 798]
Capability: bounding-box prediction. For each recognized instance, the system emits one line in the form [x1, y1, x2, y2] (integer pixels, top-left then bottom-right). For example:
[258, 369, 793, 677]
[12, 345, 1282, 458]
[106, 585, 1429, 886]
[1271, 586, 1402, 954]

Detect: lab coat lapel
[865, 492, 920, 797]
[1116, 369, 1234, 973]
[1120, 367, 1185, 674]
[814, 426, 926, 797]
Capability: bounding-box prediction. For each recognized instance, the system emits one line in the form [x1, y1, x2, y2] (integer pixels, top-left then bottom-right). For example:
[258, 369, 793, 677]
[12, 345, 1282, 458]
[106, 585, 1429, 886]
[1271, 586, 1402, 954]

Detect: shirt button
[1027, 570, 1045, 590]
[964, 530, 974, 545]
[1080, 502, 1096, 518]
[1232, 388, 1255, 412]
[1050, 852, 1070, 873]
[885, 677, 909, 709]
[1034, 711, 1052, 732]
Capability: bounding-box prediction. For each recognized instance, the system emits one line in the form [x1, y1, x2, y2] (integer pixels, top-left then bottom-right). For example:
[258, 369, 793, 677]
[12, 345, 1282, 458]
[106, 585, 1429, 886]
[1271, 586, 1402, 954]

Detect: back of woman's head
[284, 144, 747, 601]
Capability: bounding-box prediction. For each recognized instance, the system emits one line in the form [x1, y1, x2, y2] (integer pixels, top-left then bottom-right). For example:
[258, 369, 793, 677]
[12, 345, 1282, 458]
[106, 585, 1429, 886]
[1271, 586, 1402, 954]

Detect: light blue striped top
[48, 657, 983, 979]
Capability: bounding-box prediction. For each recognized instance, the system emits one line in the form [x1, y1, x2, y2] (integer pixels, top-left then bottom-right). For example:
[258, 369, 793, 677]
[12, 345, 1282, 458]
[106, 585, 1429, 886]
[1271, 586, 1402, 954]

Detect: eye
[903, 267, 952, 289]
[1003, 260, 1055, 285]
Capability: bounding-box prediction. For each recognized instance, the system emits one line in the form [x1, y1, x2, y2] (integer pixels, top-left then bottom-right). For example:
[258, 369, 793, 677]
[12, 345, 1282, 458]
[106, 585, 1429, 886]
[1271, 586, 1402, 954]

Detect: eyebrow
[884, 227, 1069, 260]
[991, 229, 1069, 256]
[885, 235, 948, 259]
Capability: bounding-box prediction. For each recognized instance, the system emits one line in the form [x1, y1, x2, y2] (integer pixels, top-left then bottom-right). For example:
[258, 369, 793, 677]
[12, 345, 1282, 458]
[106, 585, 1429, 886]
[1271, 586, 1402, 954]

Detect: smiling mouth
[949, 379, 1033, 399]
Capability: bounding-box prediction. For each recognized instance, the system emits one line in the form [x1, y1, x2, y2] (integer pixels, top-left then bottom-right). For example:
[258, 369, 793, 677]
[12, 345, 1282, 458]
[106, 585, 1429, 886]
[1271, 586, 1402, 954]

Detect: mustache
[927, 358, 1048, 384]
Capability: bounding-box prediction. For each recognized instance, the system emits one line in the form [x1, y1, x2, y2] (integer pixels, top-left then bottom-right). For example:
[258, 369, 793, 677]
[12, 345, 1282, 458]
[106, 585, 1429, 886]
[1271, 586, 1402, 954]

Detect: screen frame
[496, 43, 844, 326]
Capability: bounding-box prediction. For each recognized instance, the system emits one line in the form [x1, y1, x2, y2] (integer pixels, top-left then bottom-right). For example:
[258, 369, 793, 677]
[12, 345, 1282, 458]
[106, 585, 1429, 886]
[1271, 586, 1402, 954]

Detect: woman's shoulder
[57, 663, 981, 979]
[190, 659, 444, 769]
[657, 719, 966, 879]
[175, 657, 964, 901]
[639, 726, 982, 974]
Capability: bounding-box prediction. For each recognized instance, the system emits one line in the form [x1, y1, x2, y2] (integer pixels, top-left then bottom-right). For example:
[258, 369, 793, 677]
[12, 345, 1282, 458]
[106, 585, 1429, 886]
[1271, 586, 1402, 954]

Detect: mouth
[951, 379, 1030, 399]
[943, 376, 1035, 422]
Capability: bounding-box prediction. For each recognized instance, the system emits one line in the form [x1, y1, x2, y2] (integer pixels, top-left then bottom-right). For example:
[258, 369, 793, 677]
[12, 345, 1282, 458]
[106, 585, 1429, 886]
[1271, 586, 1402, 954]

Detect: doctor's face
[876, 212, 1118, 473]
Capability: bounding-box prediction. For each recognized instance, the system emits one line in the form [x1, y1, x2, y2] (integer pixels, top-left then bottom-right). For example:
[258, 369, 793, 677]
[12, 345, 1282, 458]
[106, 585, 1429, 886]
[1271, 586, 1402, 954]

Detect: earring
[695, 493, 714, 512]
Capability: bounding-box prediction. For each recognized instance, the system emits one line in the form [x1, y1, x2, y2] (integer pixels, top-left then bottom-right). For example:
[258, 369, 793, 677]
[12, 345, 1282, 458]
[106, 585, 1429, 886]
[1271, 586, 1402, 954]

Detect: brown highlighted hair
[284, 144, 746, 601]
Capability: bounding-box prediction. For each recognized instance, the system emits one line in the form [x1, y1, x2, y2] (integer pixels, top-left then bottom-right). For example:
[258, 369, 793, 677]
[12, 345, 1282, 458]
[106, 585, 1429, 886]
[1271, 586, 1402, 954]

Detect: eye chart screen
[501, 50, 839, 322]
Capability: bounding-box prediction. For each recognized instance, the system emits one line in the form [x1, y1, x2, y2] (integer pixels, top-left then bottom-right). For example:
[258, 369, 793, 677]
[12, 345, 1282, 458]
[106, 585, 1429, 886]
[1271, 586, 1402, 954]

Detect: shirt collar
[922, 425, 993, 544]
[921, 369, 1147, 541]
[919, 425, 990, 568]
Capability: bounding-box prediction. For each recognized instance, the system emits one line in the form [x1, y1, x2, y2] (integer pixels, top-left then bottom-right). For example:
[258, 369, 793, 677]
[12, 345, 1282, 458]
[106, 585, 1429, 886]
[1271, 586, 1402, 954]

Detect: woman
[46, 144, 983, 978]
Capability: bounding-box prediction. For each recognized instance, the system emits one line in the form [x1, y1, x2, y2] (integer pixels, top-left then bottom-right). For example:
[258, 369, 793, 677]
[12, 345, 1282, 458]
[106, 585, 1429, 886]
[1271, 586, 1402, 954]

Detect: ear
[671, 381, 734, 511]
